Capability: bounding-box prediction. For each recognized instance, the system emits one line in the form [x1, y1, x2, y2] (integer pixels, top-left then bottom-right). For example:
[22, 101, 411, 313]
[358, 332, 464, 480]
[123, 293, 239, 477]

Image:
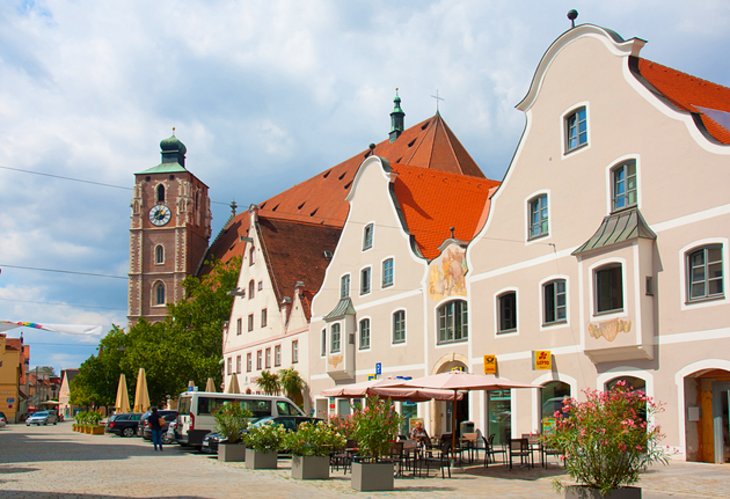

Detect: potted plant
[243, 421, 287, 470]
[88, 412, 104, 434]
[284, 421, 346, 480]
[213, 403, 252, 462]
[543, 381, 668, 498]
[350, 396, 402, 492]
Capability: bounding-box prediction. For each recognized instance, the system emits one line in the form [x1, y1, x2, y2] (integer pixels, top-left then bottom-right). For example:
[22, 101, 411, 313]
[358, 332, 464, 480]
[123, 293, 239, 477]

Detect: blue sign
[375, 362, 382, 375]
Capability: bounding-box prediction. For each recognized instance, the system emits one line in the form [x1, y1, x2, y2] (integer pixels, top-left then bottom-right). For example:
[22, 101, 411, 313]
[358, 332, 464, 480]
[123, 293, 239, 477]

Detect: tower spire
[389, 88, 405, 143]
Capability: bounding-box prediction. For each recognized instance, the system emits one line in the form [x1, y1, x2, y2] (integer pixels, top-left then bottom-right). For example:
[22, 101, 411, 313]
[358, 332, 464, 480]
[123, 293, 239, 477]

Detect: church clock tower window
[154, 282, 166, 305]
[155, 245, 164, 264]
[156, 184, 165, 203]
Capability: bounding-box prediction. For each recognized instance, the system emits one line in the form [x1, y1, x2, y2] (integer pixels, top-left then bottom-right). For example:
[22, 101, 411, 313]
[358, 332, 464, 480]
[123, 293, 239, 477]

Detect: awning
[572, 206, 656, 256]
[323, 297, 356, 321]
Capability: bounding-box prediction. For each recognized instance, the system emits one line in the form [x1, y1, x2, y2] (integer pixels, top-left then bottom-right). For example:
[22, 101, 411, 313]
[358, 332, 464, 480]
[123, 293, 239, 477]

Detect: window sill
[610, 205, 637, 215]
[593, 308, 624, 317]
[542, 320, 567, 328]
[382, 283, 394, 289]
[686, 295, 725, 305]
[564, 142, 588, 156]
[392, 340, 406, 346]
[527, 233, 549, 242]
[437, 338, 468, 346]
[496, 329, 517, 335]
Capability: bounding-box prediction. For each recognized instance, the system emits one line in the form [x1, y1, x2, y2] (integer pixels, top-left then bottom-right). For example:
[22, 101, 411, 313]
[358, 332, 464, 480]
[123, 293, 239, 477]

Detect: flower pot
[291, 455, 329, 480]
[351, 461, 394, 492]
[245, 449, 277, 470]
[564, 486, 641, 499]
[91, 425, 105, 435]
[72, 424, 78, 432]
[219, 442, 246, 462]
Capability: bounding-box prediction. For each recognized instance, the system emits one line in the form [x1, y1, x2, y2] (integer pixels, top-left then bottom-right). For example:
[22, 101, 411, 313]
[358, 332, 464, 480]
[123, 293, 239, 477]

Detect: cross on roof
[430, 89, 445, 112]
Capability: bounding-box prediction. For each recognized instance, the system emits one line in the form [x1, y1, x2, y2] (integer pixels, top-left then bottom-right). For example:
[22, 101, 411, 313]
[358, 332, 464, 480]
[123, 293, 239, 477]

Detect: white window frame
[538, 275, 570, 331]
[525, 190, 550, 242]
[363, 222, 374, 251]
[436, 299, 469, 345]
[274, 345, 281, 367]
[359, 317, 371, 351]
[340, 273, 351, 299]
[589, 258, 627, 319]
[562, 104, 590, 155]
[679, 238, 729, 310]
[494, 287, 518, 336]
[291, 340, 299, 364]
[246, 352, 252, 373]
[392, 309, 406, 346]
[604, 154, 641, 214]
[381, 257, 395, 288]
[330, 323, 342, 354]
[360, 266, 372, 296]
[320, 328, 327, 357]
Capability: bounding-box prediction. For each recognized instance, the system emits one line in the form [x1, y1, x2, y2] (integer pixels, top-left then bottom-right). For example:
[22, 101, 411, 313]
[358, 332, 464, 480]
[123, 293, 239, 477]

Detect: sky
[1, 0, 729, 375]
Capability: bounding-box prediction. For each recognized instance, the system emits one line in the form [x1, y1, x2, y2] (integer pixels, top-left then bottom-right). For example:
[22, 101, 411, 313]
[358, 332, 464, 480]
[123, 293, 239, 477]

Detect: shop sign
[483, 354, 497, 374]
[533, 350, 552, 370]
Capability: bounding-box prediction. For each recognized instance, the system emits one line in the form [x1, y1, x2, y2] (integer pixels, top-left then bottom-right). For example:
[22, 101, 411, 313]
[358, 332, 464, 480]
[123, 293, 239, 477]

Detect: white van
[175, 391, 305, 447]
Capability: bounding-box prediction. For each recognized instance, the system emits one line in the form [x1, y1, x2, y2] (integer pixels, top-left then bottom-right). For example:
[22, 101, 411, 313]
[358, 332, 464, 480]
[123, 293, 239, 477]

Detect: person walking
[149, 407, 165, 451]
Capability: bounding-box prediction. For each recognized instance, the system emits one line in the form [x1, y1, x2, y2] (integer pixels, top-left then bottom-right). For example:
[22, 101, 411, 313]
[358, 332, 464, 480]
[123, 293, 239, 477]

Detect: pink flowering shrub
[542, 381, 667, 494]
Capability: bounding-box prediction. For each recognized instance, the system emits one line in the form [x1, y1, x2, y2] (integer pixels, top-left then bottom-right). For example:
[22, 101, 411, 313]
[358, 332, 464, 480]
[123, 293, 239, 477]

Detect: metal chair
[508, 438, 533, 469]
[416, 439, 452, 478]
[480, 435, 506, 467]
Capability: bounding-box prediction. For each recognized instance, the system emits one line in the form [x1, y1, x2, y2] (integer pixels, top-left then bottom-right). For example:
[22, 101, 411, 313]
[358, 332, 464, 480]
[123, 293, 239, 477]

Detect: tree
[278, 368, 305, 407]
[256, 370, 280, 395]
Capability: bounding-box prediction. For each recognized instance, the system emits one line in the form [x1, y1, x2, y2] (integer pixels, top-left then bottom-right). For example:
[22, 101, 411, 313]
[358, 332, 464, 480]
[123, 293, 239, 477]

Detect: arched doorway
[430, 355, 469, 439]
[681, 367, 730, 463]
[540, 380, 571, 434]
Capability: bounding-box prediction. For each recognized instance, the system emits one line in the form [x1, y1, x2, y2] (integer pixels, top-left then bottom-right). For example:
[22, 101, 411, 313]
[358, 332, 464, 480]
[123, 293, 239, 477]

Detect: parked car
[0, 411, 7, 427]
[105, 412, 142, 437]
[200, 416, 322, 454]
[25, 410, 58, 426]
[142, 410, 178, 441]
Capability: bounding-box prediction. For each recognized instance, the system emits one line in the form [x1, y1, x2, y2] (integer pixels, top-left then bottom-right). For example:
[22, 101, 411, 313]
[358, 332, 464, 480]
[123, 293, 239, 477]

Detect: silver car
[25, 410, 58, 426]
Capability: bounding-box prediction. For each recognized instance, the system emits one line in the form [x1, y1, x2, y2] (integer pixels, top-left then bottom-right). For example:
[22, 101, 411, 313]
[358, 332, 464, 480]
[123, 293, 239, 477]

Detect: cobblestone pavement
[1, 423, 729, 498]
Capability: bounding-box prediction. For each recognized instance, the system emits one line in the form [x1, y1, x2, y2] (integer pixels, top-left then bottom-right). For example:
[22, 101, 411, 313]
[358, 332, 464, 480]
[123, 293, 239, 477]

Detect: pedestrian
[149, 407, 165, 451]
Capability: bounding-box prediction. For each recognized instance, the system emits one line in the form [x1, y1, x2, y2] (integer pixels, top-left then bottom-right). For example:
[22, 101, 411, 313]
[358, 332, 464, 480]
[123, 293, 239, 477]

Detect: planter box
[72, 424, 78, 432]
[91, 425, 105, 435]
[291, 455, 329, 480]
[564, 486, 641, 499]
[219, 443, 246, 462]
[245, 449, 277, 470]
[351, 461, 394, 492]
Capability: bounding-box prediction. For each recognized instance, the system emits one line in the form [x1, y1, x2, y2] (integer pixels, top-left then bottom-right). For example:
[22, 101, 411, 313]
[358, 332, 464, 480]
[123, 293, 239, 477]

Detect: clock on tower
[127, 132, 211, 324]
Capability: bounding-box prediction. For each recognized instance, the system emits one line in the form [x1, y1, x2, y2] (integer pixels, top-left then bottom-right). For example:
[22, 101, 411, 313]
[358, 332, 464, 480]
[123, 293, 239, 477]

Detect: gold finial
[172, 126, 176, 136]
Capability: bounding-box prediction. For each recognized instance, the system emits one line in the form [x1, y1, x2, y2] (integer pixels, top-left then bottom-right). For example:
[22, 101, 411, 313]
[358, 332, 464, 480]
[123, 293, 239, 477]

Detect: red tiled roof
[635, 58, 730, 144]
[202, 114, 486, 270]
[390, 164, 500, 260]
[256, 216, 341, 320]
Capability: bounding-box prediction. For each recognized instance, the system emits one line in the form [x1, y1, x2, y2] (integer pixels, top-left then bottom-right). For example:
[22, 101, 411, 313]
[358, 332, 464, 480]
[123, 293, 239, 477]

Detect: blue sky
[1, 0, 729, 374]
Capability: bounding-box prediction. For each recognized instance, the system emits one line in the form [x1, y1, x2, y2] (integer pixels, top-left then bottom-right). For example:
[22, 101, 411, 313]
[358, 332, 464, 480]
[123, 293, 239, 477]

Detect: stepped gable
[255, 216, 341, 320]
[203, 113, 487, 270]
[634, 58, 730, 144]
[390, 164, 500, 260]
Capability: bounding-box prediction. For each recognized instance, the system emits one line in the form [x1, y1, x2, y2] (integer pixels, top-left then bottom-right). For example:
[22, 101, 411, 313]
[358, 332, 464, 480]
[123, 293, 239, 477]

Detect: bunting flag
[0, 320, 102, 336]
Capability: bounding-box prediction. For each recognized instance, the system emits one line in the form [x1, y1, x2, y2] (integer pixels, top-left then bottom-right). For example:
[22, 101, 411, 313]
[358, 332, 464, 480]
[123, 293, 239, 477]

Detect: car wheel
[122, 427, 135, 437]
[43, 421, 48, 426]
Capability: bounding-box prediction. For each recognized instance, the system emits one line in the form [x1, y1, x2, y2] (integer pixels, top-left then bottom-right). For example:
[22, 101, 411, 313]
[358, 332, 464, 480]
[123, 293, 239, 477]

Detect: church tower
[128, 132, 211, 324]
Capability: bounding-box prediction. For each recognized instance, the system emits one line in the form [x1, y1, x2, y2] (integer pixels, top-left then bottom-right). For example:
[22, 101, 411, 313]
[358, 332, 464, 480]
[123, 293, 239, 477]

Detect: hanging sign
[533, 350, 552, 370]
[483, 354, 497, 375]
[375, 362, 382, 375]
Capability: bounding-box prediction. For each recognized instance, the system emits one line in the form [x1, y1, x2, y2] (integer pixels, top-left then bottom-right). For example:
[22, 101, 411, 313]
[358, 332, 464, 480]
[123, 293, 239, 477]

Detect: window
[528, 194, 549, 239]
[248, 279, 255, 299]
[258, 281, 263, 291]
[540, 381, 571, 430]
[256, 350, 262, 370]
[359, 318, 371, 350]
[360, 267, 371, 295]
[340, 274, 351, 298]
[611, 160, 637, 211]
[236, 318, 242, 336]
[155, 245, 164, 264]
[565, 106, 587, 152]
[543, 279, 567, 325]
[154, 282, 165, 305]
[330, 323, 341, 353]
[274, 345, 281, 367]
[392, 310, 406, 344]
[320, 329, 327, 356]
[437, 300, 468, 344]
[292, 340, 299, 363]
[261, 308, 268, 327]
[236, 355, 242, 374]
[156, 184, 165, 202]
[247, 314, 254, 332]
[363, 223, 374, 250]
[595, 264, 623, 313]
[382, 258, 394, 288]
[497, 291, 517, 333]
[687, 245, 724, 301]
[249, 246, 255, 265]
[265, 348, 271, 369]
[226, 357, 232, 375]
[246, 353, 252, 372]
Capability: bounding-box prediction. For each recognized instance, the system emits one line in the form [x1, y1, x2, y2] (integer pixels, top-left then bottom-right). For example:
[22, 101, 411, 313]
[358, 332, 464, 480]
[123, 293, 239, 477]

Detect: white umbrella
[225, 374, 241, 394]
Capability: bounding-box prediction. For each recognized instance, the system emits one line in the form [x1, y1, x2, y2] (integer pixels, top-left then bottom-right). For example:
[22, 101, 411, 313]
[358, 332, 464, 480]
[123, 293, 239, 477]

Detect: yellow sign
[367, 374, 376, 381]
[483, 354, 497, 375]
[533, 350, 552, 370]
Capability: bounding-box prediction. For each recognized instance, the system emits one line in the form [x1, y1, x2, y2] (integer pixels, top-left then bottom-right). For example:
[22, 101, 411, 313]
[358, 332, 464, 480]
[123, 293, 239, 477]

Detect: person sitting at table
[410, 421, 430, 445]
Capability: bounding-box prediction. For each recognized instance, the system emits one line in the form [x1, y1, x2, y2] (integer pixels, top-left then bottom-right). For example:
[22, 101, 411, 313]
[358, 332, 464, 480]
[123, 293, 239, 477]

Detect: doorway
[712, 382, 730, 463]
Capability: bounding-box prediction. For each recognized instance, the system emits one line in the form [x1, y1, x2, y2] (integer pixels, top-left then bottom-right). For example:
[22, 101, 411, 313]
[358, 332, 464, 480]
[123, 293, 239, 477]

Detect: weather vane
[430, 89, 445, 112]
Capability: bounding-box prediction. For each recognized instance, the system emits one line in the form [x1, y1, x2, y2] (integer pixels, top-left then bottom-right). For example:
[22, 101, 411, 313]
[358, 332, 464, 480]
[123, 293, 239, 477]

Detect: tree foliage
[278, 368, 305, 406]
[70, 258, 239, 409]
[256, 370, 280, 395]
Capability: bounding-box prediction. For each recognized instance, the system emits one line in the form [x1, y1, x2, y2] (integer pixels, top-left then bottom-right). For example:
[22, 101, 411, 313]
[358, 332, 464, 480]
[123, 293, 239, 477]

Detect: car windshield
[33, 411, 49, 417]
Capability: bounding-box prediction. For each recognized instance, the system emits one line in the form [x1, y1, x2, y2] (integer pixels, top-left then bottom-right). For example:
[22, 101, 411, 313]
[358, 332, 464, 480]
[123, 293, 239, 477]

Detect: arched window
[594, 263, 623, 313]
[528, 194, 549, 239]
[542, 279, 566, 324]
[155, 245, 164, 264]
[540, 381, 571, 430]
[248, 279, 255, 299]
[156, 184, 165, 203]
[497, 291, 517, 333]
[154, 282, 165, 305]
[437, 300, 468, 344]
[611, 160, 637, 212]
[249, 245, 255, 266]
[330, 323, 341, 353]
[606, 376, 647, 422]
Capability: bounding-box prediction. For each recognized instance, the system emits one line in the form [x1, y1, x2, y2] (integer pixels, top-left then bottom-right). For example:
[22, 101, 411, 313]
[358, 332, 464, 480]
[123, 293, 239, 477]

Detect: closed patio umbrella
[225, 374, 241, 394]
[402, 371, 538, 456]
[133, 368, 151, 413]
[205, 377, 216, 392]
[115, 373, 131, 413]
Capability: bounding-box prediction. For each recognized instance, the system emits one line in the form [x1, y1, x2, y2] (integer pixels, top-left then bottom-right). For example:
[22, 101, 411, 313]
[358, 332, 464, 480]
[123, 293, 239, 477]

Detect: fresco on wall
[587, 318, 632, 342]
[428, 244, 467, 300]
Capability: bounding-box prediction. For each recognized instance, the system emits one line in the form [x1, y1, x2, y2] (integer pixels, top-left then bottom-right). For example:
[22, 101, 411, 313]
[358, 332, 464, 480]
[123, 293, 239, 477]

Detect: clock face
[148, 204, 171, 226]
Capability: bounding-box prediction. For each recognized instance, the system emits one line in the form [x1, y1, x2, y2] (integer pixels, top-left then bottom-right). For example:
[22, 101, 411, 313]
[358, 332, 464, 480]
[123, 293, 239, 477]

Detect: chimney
[389, 88, 405, 142]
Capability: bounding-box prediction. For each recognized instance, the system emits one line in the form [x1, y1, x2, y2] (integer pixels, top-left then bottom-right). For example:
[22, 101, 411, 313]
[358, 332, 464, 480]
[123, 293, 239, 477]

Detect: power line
[0, 264, 128, 280]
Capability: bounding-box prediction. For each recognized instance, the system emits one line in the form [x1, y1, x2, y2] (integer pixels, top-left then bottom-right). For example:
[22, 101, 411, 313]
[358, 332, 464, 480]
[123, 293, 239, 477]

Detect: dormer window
[565, 106, 588, 152]
[363, 223, 374, 250]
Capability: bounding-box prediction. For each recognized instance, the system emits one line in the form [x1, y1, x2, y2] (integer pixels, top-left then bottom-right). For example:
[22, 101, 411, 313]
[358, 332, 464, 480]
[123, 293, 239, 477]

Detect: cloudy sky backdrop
[1, 0, 728, 374]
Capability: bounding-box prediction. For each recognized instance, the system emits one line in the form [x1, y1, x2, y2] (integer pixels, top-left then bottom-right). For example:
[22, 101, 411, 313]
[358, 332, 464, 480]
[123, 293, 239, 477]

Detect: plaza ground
[0, 423, 729, 498]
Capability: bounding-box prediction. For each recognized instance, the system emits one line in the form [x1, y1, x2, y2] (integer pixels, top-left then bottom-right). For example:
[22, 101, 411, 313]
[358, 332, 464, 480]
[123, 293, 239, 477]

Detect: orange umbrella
[133, 368, 150, 413]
